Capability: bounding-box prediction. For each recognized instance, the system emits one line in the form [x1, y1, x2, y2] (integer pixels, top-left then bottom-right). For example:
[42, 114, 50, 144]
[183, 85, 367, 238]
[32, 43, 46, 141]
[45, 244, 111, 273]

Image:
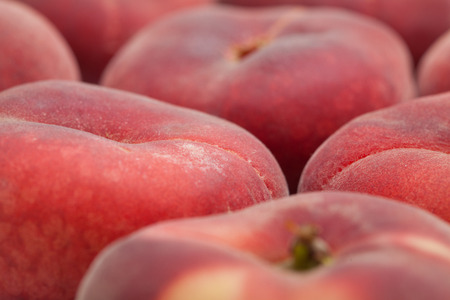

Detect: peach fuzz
[15, 0, 213, 82]
[418, 29, 450, 96]
[0, 0, 79, 92]
[299, 93, 450, 221]
[0, 80, 288, 300]
[76, 191, 450, 300]
[218, 0, 450, 64]
[101, 4, 416, 192]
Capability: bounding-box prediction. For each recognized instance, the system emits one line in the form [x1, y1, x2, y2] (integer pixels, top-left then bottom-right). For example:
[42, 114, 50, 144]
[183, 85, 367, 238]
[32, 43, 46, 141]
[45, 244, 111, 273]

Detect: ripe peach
[0, 0, 79, 92]
[76, 191, 450, 300]
[0, 80, 288, 300]
[218, 0, 450, 64]
[101, 5, 416, 191]
[299, 93, 450, 221]
[15, 0, 212, 82]
[418, 29, 450, 96]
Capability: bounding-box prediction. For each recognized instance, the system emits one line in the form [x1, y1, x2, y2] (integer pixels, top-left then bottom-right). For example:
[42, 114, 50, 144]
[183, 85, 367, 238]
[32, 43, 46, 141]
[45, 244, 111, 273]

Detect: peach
[101, 4, 416, 192]
[15, 0, 213, 82]
[299, 93, 450, 221]
[0, 0, 79, 92]
[0, 80, 288, 300]
[76, 191, 450, 300]
[418, 29, 450, 96]
[218, 0, 450, 64]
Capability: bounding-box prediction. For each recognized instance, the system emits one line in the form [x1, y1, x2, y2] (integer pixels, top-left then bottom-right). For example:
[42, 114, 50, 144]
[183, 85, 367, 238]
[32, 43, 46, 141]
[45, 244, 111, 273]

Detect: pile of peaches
[0, 0, 449, 299]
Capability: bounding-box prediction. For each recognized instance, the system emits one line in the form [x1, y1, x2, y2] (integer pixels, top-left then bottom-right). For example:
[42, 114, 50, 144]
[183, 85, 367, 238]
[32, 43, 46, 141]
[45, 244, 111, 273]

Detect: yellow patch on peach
[161, 267, 247, 300]
[374, 233, 450, 263]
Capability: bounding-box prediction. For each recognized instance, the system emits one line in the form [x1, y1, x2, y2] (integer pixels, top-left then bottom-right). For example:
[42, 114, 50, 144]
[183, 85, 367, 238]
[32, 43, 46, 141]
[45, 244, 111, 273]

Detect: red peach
[299, 93, 450, 221]
[14, 0, 213, 82]
[0, 0, 79, 92]
[418, 29, 450, 96]
[101, 5, 416, 192]
[218, 0, 450, 64]
[76, 191, 450, 300]
[0, 80, 288, 300]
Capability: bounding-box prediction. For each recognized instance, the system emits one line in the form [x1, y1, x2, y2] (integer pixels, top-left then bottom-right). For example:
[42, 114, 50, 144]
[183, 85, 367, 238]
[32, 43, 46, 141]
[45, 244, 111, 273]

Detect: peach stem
[283, 223, 333, 271]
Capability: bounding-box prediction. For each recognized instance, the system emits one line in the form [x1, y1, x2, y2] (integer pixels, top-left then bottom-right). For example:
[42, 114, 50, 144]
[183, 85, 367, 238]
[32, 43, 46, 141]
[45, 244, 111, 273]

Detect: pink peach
[0, 0, 79, 92]
[76, 191, 450, 300]
[15, 0, 213, 82]
[0, 80, 288, 300]
[218, 0, 450, 64]
[101, 5, 416, 192]
[299, 93, 450, 221]
[418, 29, 450, 96]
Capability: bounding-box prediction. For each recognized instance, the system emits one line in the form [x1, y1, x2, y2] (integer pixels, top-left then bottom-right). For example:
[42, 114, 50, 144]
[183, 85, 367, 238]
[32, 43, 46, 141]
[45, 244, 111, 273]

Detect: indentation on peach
[227, 8, 304, 61]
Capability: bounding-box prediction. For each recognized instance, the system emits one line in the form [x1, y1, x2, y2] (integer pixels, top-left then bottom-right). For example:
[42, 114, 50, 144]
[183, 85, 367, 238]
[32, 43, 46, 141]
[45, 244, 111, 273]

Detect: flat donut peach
[0, 1, 79, 92]
[299, 93, 450, 221]
[0, 79, 288, 300]
[100, 5, 416, 191]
